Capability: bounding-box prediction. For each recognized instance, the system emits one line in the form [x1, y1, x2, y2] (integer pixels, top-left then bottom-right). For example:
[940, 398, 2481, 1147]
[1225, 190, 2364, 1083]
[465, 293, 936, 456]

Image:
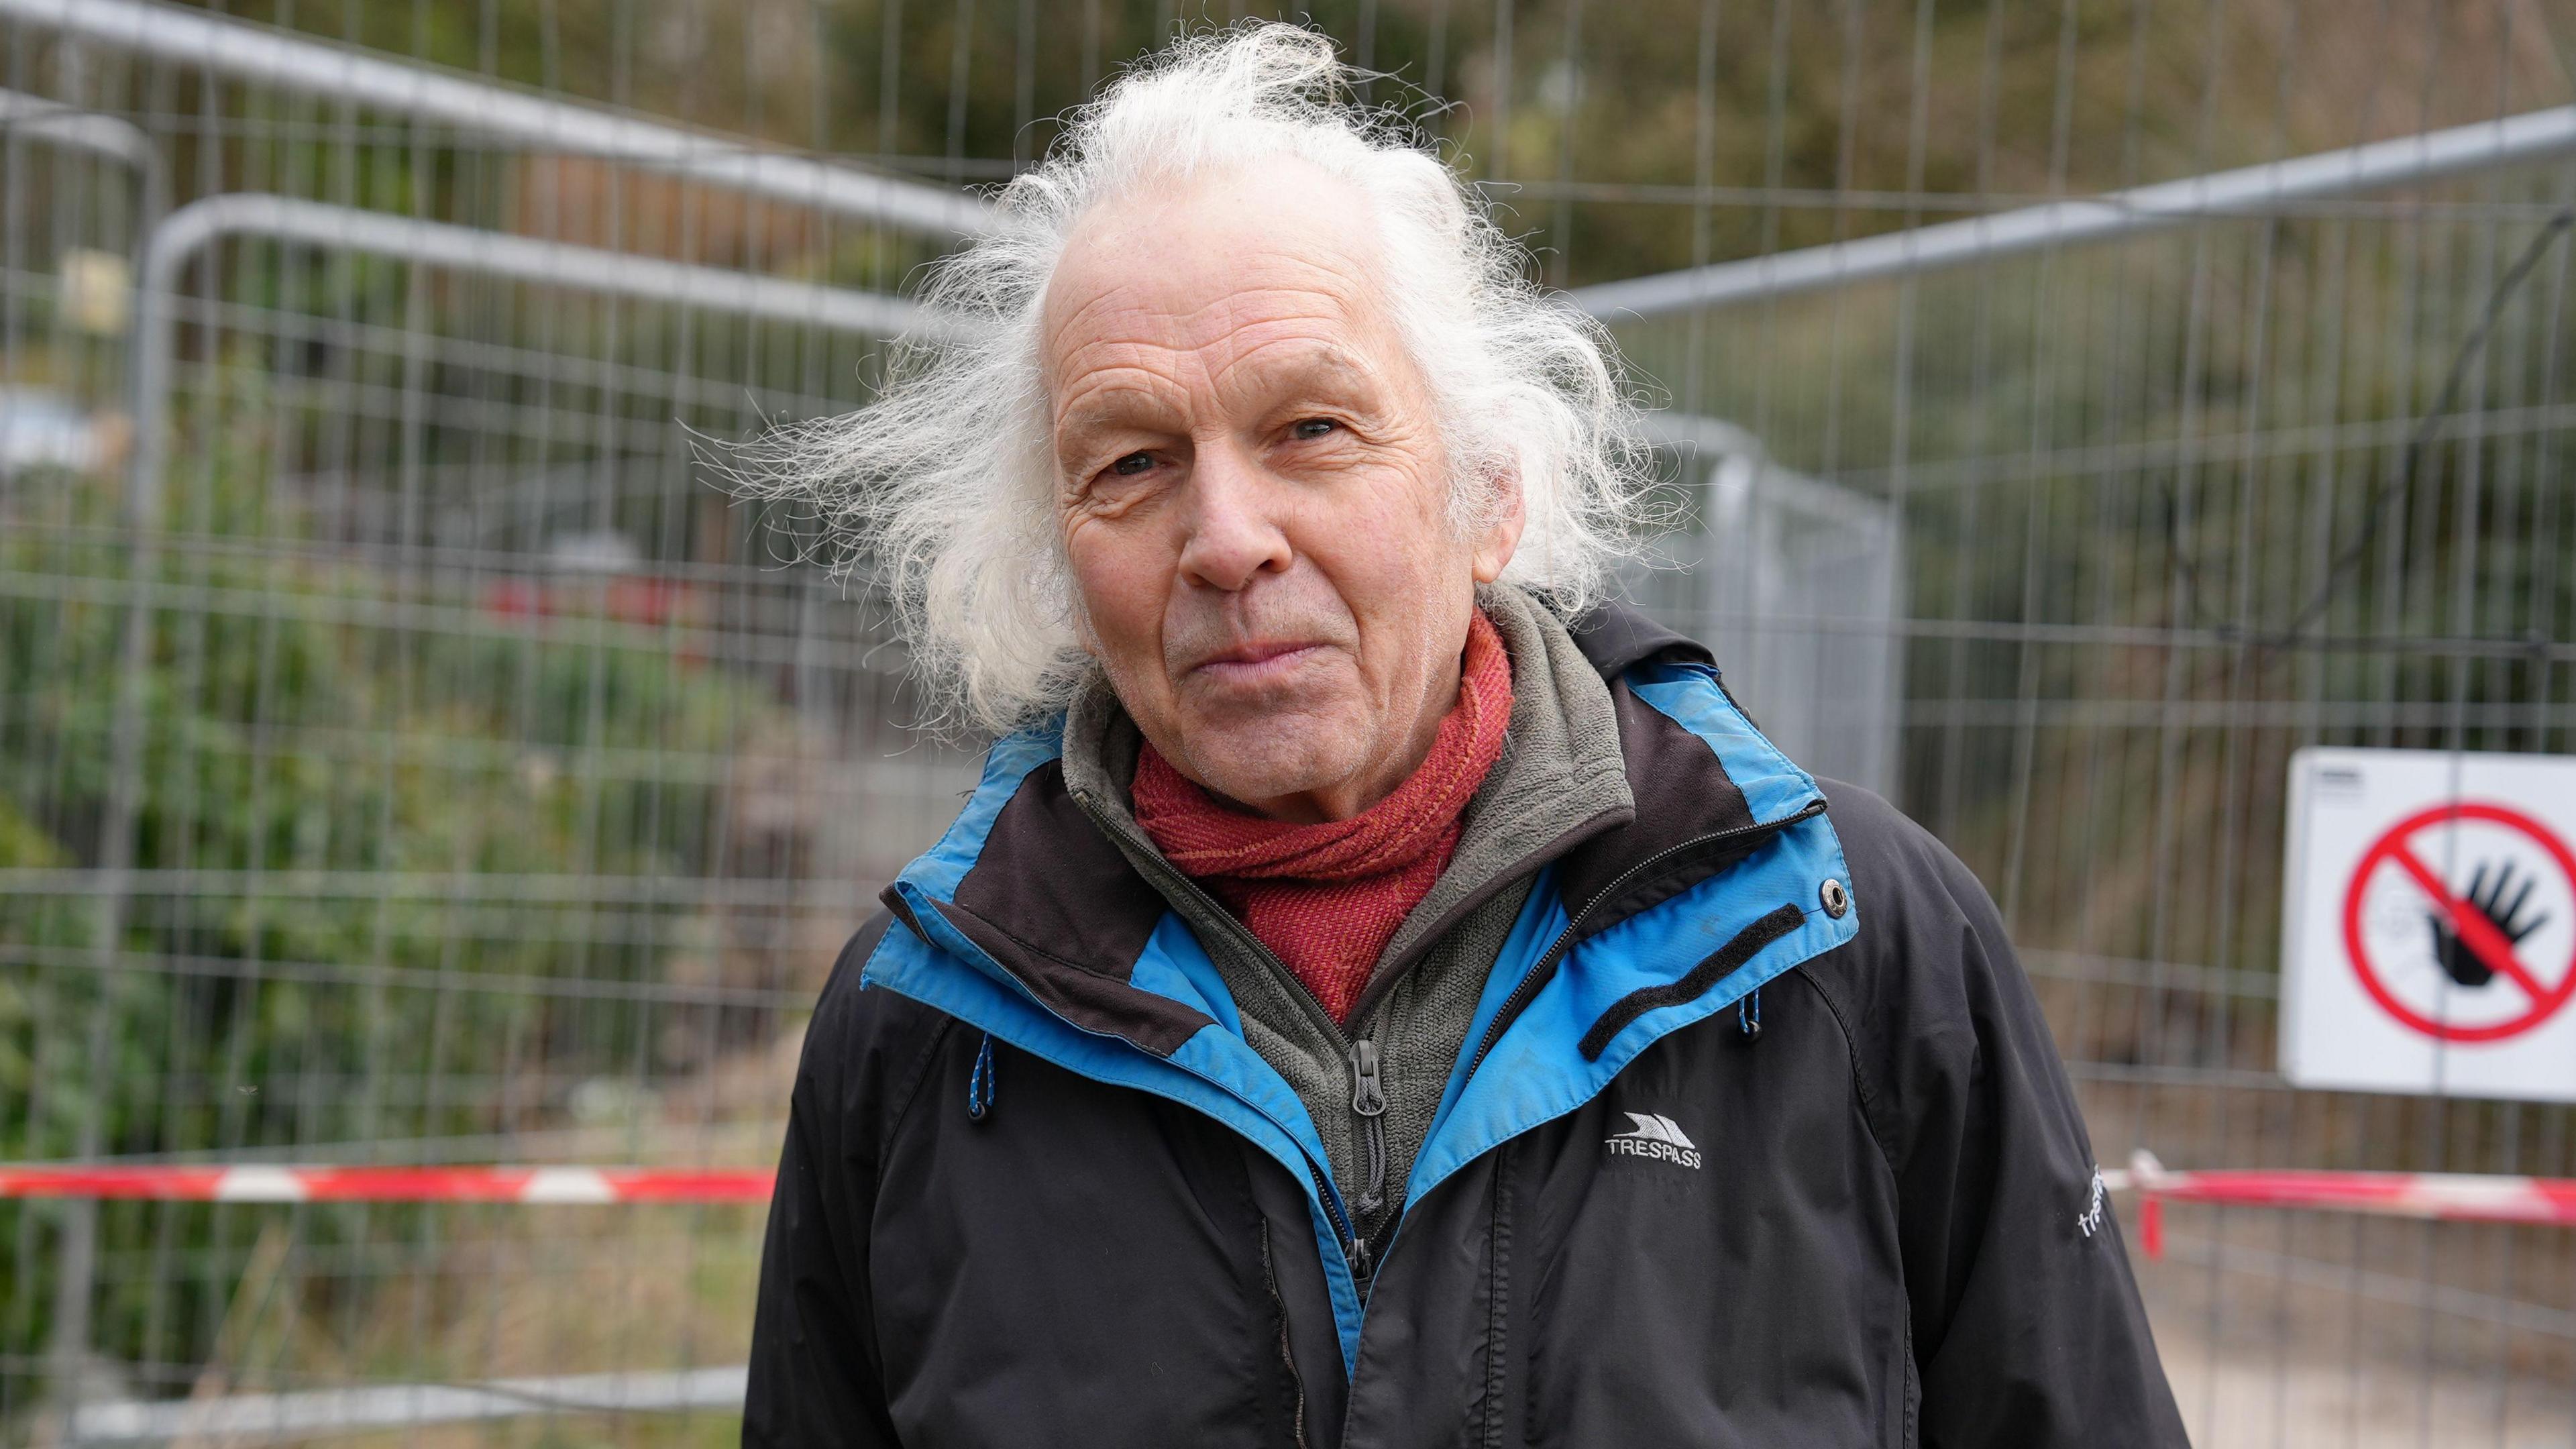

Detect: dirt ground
[2135, 1205, 2576, 1448]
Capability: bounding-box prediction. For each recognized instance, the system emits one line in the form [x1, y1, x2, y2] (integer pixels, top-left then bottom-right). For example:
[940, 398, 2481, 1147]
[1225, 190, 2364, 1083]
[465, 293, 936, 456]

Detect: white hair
[734, 21, 1660, 735]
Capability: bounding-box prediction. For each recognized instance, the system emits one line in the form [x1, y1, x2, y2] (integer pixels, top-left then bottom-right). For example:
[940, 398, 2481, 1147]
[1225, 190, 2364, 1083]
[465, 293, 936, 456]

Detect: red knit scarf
[1131, 610, 1513, 1024]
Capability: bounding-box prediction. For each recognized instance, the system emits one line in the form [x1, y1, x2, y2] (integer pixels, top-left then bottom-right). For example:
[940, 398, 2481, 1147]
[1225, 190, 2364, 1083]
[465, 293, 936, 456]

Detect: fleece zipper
[1069, 787, 1391, 1283]
[1347, 1037, 1389, 1226]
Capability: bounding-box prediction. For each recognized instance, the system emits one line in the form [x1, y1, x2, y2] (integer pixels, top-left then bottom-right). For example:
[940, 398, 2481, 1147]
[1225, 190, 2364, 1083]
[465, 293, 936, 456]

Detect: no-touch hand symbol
[2343, 802, 2576, 1043]
[2427, 860, 2551, 990]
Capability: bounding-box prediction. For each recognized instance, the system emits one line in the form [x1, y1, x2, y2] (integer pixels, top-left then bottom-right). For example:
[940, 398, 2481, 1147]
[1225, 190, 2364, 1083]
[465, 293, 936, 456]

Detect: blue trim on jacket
[857, 658, 1856, 1376]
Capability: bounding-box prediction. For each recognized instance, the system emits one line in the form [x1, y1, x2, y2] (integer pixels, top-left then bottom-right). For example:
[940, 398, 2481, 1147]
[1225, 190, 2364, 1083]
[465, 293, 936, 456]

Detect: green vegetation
[0, 362, 802, 1402]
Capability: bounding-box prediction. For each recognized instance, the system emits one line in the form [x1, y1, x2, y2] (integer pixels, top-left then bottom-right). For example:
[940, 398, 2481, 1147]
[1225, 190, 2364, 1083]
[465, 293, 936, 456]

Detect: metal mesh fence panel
[4, 1, 2575, 1443]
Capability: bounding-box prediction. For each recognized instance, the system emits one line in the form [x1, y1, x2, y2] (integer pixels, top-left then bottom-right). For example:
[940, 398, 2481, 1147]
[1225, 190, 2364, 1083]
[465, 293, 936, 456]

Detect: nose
[1175, 442, 1293, 592]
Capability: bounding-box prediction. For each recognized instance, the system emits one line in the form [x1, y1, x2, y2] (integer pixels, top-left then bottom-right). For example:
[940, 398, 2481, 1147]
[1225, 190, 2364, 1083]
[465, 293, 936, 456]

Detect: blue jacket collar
[869, 621, 1854, 1082]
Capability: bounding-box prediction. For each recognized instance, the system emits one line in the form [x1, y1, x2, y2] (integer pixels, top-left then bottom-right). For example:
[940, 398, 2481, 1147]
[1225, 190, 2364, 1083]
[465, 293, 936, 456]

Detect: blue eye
[1291, 419, 1336, 440]
[1111, 451, 1154, 476]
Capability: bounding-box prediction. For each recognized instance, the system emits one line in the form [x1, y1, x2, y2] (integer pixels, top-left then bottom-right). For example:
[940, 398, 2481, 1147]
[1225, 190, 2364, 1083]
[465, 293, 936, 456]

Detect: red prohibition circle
[2340, 801, 2576, 1043]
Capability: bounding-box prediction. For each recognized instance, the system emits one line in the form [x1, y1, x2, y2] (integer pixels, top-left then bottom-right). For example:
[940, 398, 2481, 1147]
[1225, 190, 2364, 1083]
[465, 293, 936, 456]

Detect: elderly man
[745, 24, 2182, 1449]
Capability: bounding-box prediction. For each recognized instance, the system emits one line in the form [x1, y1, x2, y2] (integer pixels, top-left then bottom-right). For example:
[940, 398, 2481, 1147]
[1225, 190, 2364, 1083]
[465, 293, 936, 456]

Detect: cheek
[1291, 462, 1466, 611]
[1063, 517, 1168, 658]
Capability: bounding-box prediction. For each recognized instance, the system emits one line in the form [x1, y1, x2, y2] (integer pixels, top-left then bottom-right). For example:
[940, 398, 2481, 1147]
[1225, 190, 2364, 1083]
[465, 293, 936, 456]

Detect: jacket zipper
[1461, 798, 1827, 1083]
[1072, 788, 1387, 1280]
[1310, 1163, 1366, 1282]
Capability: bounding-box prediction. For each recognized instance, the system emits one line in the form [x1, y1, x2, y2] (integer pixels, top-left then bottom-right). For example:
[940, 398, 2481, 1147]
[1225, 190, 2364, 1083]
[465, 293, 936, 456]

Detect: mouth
[1187, 639, 1326, 688]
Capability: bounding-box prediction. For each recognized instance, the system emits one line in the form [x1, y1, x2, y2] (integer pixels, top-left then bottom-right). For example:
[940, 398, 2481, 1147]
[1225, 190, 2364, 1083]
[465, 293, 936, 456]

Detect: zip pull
[1348, 1038, 1388, 1224]
[1349, 1038, 1386, 1118]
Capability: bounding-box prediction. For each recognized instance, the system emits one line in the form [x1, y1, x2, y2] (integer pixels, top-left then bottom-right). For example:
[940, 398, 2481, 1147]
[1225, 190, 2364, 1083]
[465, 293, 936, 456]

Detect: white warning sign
[2282, 748, 2576, 1102]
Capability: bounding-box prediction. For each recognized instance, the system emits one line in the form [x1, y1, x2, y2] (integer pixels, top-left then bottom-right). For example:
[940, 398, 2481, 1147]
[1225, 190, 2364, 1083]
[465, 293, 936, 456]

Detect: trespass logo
[1605, 1112, 1701, 1170]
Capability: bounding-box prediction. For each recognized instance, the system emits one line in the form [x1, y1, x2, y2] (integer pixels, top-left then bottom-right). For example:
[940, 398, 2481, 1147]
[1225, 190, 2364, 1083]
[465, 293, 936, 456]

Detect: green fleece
[1060, 584, 1634, 1238]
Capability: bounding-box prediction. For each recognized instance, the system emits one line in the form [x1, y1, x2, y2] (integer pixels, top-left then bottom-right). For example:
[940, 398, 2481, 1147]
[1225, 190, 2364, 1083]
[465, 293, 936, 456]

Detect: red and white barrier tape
[0, 1164, 772, 1203]
[2103, 1151, 2576, 1259]
[3, 1153, 2571, 1244]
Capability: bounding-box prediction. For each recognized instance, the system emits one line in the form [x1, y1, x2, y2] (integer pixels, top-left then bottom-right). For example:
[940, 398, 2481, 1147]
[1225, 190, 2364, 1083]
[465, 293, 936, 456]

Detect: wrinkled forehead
[1037, 160, 1404, 392]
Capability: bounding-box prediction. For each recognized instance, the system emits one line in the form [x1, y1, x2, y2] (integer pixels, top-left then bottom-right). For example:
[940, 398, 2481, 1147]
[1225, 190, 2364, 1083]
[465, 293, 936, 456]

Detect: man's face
[1042, 162, 1522, 823]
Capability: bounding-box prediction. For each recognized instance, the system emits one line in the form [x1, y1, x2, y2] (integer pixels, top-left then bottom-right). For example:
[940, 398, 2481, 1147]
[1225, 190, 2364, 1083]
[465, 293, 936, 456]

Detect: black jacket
[745, 607, 2184, 1448]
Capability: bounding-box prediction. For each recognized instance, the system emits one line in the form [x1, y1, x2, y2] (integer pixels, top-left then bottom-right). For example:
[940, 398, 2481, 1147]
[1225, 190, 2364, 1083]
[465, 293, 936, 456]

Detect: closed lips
[1193, 641, 1323, 676]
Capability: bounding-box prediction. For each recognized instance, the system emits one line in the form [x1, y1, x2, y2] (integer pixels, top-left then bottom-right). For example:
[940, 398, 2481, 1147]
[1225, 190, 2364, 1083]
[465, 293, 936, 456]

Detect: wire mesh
[4, 1, 2576, 1444]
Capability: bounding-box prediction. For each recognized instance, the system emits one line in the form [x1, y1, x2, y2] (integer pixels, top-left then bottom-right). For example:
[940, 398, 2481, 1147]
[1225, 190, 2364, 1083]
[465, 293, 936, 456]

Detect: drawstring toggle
[967, 1032, 998, 1122]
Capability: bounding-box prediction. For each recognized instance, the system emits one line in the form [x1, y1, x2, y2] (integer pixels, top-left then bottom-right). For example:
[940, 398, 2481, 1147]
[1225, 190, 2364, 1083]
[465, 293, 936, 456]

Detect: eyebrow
[1051, 384, 1185, 464]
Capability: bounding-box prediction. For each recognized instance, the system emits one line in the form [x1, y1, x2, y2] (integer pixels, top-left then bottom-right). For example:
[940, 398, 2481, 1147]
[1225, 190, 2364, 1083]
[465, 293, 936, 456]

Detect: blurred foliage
[0, 366, 794, 1388]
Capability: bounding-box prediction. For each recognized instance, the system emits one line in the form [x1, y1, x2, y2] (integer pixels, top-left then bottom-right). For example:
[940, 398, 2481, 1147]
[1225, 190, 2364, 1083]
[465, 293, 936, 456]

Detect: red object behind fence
[0, 1164, 773, 1204]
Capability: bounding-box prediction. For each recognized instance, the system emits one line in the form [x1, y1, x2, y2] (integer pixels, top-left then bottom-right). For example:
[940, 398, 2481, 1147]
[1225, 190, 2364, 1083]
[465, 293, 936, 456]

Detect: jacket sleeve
[1826, 788, 2186, 1448]
[744, 918, 906, 1448]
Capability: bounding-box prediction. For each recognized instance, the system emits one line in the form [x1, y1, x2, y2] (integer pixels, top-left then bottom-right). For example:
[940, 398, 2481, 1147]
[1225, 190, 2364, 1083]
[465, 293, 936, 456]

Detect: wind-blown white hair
[735, 21, 1660, 735]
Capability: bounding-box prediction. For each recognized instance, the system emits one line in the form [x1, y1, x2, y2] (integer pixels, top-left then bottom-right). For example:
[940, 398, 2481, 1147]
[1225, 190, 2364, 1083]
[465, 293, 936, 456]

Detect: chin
[1183, 718, 1364, 809]
[1169, 664, 1369, 804]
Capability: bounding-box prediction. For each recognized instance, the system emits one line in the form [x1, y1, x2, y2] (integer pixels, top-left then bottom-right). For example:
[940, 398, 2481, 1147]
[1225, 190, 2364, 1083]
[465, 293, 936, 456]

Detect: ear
[1470, 469, 1526, 584]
